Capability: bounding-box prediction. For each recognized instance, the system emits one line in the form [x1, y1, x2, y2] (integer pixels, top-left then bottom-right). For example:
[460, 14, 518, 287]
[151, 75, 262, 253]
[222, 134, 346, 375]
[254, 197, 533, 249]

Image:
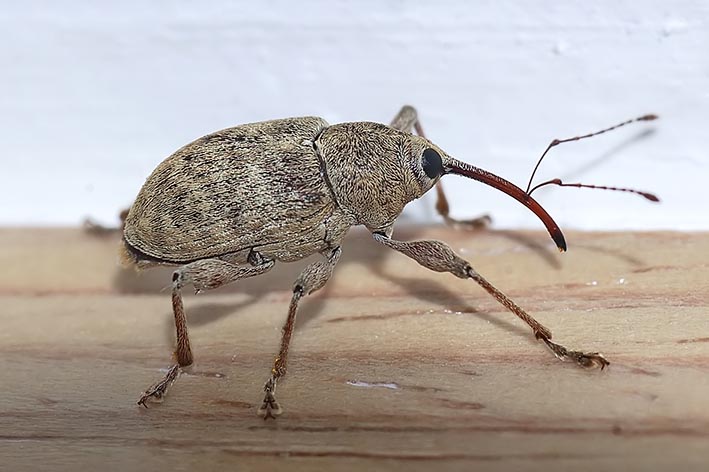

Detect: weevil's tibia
[258, 247, 341, 419]
[373, 232, 609, 369]
[390, 105, 491, 229]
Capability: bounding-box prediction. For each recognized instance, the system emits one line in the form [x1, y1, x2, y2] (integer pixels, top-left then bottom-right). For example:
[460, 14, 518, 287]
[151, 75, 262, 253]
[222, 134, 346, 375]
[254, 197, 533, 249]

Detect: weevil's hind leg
[137, 254, 275, 407]
[390, 105, 491, 229]
[137, 271, 194, 407]
[372, 231, 609, 369]
[84, 208, 130, 235]
[258, 247, 341, 419]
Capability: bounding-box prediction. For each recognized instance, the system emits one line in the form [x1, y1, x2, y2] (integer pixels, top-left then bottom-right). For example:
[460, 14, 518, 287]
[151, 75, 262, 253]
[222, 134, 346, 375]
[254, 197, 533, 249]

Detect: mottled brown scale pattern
[124, 117, 335, 263]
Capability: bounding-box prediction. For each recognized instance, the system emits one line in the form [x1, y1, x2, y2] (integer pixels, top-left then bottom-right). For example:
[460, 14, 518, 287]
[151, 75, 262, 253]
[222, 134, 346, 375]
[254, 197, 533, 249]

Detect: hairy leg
[258, 247, 341, 419]
[373, 231, 608, 368]
[137, 254, 275, 406]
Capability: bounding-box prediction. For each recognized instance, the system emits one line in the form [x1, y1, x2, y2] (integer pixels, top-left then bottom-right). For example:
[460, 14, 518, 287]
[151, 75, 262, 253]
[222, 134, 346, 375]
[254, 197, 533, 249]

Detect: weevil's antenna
[524, 114, 658, 195]
[528, 178, 660, 202]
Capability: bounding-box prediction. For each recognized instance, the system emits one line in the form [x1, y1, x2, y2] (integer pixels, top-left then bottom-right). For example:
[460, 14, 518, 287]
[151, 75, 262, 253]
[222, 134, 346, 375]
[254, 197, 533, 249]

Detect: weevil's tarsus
[445, 159, 567, 252]
[137, 363, 180, 407]
[528, 178, 660, 202]
[524, 114, 659, 195]
[258, 247, 341, 419]
[391, 105, 491, 230]
[539, 336, 610, 369]
[258, 378, 282, 420]
[374, 232, 607, 369]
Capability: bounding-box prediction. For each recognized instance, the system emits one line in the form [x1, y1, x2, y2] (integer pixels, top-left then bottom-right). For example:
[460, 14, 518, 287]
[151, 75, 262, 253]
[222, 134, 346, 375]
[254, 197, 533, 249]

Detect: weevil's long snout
[445, 158, 567, 252]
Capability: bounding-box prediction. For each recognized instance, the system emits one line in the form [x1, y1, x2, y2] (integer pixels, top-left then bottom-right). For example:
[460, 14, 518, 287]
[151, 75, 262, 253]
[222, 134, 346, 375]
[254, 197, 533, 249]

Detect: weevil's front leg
[390, 105, 491, 229]
[258, 247, 342, 419]
[373, 232, 609, 369]
[137, 255, 274, 407]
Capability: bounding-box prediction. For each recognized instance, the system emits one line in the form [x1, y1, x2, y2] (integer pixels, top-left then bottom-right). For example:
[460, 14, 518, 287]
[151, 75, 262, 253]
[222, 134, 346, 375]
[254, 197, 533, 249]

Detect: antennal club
[528, 178, 660, 202]
[524, 114, 658, 195]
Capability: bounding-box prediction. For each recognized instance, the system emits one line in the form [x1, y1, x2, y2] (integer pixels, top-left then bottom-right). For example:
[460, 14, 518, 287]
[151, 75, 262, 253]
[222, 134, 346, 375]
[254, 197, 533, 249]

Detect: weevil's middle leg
[373, 232, 609, 369]
[258, 247, 341, 419]
[390, 105, 491, 229]
[137, 255, 274, 407]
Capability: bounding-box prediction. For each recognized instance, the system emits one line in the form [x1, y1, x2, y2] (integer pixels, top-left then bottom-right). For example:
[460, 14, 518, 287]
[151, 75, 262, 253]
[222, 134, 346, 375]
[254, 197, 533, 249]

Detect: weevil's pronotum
[121, 106, 658, 418]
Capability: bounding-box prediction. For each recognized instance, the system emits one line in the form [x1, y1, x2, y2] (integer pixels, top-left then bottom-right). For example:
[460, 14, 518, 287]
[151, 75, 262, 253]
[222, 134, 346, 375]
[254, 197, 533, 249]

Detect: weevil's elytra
[124, 117, 344, 264]
[125, 105, 657, 418]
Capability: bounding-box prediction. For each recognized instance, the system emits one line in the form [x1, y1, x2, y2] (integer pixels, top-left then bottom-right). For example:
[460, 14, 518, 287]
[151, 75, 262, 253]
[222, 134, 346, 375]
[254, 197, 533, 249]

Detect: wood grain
[1, 227, 708, 471]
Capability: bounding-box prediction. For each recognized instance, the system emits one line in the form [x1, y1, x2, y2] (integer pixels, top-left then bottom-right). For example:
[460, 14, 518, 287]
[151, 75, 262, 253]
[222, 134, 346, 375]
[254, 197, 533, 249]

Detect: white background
[2, 1, 707, 230]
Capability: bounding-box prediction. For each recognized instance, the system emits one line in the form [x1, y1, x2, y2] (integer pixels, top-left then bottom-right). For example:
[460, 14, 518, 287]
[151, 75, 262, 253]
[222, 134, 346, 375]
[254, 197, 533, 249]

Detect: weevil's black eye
[422, 148, 443, 179]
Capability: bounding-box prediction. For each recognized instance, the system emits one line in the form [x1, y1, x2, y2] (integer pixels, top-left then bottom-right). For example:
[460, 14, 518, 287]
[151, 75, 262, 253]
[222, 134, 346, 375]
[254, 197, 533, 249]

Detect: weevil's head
[316, 122, 446, 231]
[316, 121, 565, 251]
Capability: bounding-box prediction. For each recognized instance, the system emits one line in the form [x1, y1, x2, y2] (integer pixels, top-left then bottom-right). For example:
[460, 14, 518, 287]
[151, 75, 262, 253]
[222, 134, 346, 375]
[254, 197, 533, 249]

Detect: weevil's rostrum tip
[641, 114, 659, 121]
[553, 230, 567, 252]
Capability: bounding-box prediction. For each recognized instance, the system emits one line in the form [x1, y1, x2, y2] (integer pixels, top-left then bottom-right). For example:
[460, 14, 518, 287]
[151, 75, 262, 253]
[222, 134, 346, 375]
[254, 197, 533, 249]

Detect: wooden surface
[1, 226, 708, 471]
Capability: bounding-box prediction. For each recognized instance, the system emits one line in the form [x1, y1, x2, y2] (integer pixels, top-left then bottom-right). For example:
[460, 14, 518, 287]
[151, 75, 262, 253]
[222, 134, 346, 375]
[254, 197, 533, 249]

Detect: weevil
[121, 105, 658, 418]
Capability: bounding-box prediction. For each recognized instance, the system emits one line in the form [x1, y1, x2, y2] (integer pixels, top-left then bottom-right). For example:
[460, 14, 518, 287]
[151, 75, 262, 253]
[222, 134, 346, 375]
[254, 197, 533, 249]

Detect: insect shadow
[110, 225, 541, 343]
